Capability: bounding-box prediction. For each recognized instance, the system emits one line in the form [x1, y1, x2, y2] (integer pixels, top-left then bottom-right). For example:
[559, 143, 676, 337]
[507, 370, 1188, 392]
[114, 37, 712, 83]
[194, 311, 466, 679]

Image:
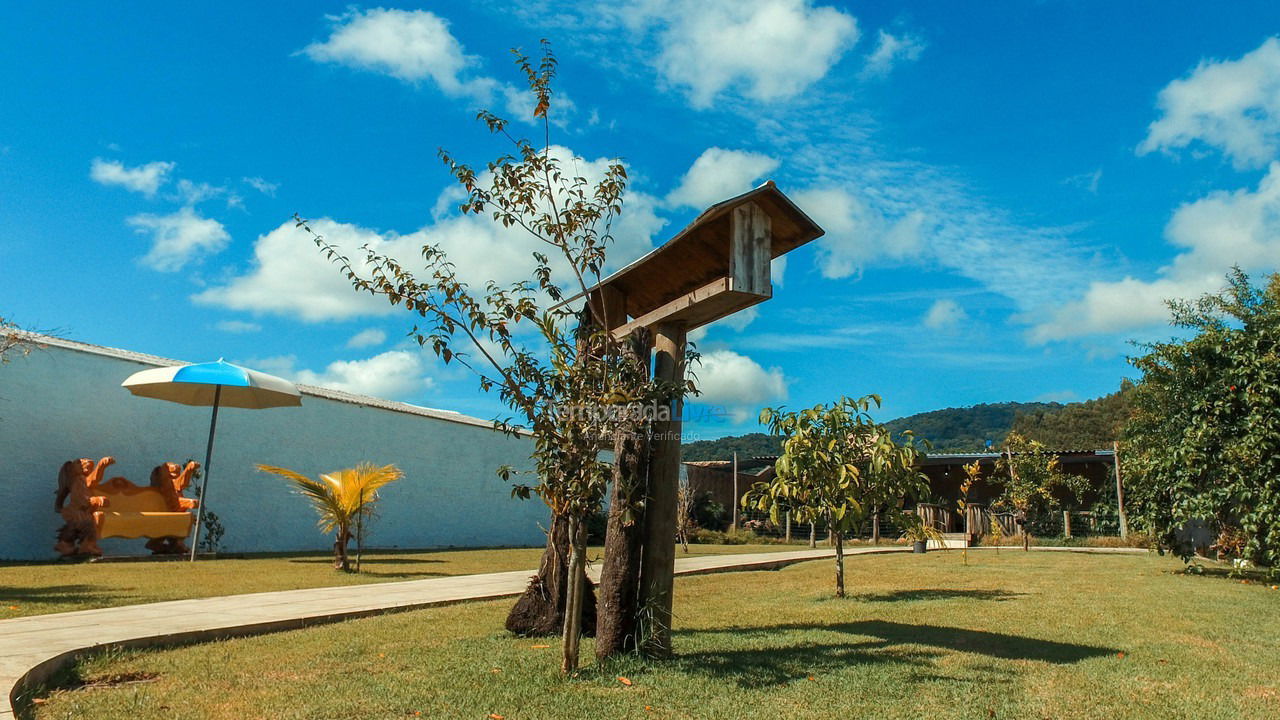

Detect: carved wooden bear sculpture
[144, 461, 200, 555]
[54, 457, 113, 557]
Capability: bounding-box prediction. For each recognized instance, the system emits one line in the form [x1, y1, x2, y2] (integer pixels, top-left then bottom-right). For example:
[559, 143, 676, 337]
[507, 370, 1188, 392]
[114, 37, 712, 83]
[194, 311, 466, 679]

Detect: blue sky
[4, 2, 1280, 441]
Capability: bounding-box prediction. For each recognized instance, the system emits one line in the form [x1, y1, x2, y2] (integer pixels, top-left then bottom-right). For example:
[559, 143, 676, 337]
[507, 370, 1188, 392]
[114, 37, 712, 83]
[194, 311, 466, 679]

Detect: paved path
[0, 545, 1145, 717]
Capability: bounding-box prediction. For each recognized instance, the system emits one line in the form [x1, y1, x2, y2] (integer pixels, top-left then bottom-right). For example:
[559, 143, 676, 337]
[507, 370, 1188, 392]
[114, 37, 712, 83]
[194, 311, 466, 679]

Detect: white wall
[0, 339, 548, 560]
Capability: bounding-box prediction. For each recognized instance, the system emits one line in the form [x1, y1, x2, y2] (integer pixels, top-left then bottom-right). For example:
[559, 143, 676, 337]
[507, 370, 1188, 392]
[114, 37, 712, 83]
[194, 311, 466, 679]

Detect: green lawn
[0, 543, 802, 618]
[29, 551, 1280, 719]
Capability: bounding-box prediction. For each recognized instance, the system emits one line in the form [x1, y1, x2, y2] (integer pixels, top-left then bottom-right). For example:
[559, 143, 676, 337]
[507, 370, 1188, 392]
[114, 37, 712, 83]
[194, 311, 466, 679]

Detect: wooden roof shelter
[599, 181, 822, 657]
[578, 181, 824, 338]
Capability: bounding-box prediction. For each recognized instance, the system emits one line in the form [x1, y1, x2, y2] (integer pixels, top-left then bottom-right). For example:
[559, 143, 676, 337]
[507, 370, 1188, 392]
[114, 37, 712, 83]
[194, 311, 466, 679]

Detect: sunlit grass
[0, 543, 800, 617]
[30, 551, 1280, 719]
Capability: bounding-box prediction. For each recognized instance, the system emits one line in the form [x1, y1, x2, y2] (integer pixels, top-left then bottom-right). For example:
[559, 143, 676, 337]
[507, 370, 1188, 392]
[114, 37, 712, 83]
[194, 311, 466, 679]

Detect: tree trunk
[561, 514, 587, 673]
[833, 529, 845, 598]
[505, 512, 597, 637]
[636, 321, 686, 659]
[1021, 511, 1029, 552]
[334, 526, 350, 571]
[595, 416, 649, 659]
[809, 522, 816, 548]
[871, 506, 880, 544]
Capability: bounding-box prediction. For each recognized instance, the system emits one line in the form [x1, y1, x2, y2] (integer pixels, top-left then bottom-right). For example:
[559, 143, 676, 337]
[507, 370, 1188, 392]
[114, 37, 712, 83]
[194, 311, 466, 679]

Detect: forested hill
[882, 402, 1060, 452]
[681, 387, 1134, 460]
[682, 433, 783, 461]
[1010, 382, 1134, 449]
[681, 402, 1056, 459]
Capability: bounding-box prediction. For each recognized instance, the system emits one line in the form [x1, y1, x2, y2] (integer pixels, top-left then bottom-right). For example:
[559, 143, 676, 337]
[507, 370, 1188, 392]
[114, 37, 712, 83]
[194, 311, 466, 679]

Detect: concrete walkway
[0, 545, 1146, 717]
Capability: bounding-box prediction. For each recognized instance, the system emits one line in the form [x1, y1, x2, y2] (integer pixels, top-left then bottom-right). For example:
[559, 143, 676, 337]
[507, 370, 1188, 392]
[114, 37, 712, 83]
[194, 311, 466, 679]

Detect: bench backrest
[91, 477, 171, 513]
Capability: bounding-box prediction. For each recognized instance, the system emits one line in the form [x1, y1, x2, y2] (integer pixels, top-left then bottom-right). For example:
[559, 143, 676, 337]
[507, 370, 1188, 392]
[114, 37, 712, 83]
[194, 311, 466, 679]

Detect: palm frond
[259, 463, 404, 534]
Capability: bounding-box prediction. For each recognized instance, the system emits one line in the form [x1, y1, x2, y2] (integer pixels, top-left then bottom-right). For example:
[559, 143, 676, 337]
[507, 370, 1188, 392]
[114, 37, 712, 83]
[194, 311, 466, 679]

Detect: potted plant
[901, 515, 944, 553]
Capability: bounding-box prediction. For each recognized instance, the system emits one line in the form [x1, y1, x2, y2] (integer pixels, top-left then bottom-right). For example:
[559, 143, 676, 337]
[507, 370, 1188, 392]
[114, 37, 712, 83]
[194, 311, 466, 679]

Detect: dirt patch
[73, 671, 161, 690]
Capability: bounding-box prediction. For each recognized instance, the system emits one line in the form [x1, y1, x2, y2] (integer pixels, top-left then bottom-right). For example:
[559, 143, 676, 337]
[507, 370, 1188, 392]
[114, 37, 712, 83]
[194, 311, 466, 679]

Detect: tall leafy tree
[748, 396, 927, 597]
[1125, 269, 1280, 567]
[302, 44, 688, 671]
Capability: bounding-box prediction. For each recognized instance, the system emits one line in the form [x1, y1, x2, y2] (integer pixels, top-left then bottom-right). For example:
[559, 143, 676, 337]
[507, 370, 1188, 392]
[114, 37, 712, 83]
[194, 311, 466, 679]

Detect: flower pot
[913, 540, 927, 554]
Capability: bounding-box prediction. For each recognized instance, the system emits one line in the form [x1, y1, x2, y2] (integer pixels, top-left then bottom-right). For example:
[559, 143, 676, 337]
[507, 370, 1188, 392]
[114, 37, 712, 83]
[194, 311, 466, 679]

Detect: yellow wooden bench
[91, 477, 195, 549]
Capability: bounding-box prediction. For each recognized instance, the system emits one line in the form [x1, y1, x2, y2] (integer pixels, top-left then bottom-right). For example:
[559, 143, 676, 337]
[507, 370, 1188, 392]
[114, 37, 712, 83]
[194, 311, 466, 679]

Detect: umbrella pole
[189, 385, 222, 562]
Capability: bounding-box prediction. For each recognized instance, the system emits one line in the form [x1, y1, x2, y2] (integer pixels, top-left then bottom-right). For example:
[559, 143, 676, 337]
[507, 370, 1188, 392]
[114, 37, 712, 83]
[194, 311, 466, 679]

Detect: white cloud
[215, 320, 261, 334]
[923, 299, 968, 330]
[347, 328, 388, 349]
[696, 348, 783, 420]
[90, 158, 174, 197]
[243, 177, 279, 196]
[795, 187, 927, 278]
[292, 350, 434, 399]
[1139, 37, 1280, 170]
[693, 349, 788, 421]
[1063, 168, 1103, 194]
[861, 29, 925, 79]
[171, 179, 229, 206]
[666, 147, 779, 209]
[302, 8, 509, 108]
[633, 0, 859, 108]
[128, 206, 230, 272]
[1032, 162, 1280, 341]
[196, 146, 666, 322]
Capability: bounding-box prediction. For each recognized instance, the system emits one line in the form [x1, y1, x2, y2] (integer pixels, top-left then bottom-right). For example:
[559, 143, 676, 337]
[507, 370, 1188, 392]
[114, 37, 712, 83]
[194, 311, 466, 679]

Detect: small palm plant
[258, 463, 403, 571]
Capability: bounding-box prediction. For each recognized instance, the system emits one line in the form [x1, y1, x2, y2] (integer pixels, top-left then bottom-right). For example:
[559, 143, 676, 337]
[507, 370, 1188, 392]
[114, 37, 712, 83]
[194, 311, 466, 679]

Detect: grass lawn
[29, 551, 1280, 719]
[0, 543, 802, 618]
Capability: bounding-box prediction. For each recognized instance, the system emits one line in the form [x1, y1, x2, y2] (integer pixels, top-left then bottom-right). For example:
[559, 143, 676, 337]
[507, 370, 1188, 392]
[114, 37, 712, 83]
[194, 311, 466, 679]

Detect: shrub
[691, 492, 729, 532]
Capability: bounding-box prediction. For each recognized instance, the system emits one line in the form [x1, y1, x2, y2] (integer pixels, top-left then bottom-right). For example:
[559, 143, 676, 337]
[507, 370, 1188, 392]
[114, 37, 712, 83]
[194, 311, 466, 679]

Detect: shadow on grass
[286, 557, 445, 566]
[0, 584, 137, 607]
[679, 620, 1117, 687]
[675, 640, 941, 688]
[851, 588, 1025, 603]
[354, 570, 451, 579]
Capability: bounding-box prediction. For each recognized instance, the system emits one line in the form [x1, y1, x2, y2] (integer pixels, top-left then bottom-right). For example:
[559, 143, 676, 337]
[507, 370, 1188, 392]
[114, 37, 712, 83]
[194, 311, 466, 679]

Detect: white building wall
[0, 337, 547, 560]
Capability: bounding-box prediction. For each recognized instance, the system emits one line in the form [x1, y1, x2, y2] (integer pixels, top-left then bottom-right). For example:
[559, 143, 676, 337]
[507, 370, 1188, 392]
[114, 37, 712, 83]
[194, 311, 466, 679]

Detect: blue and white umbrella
[122, 359, 301, 560]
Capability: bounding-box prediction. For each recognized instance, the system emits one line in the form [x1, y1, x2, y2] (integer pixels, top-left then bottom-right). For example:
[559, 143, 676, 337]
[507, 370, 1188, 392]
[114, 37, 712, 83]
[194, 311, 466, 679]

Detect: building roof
[12, 331, 506, 432]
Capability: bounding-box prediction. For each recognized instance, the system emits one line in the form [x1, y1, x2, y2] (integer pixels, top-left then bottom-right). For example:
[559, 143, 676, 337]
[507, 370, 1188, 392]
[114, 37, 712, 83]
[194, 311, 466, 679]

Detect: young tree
[258, 463, 404, 571]
[0, 318, 32, 364]
[994, 432, 1062, 551]
[1124, 269, 1280, 567]
[957, 460, 981, 564]
[303, 44, 688, 671]
[748, 396, 927, 597]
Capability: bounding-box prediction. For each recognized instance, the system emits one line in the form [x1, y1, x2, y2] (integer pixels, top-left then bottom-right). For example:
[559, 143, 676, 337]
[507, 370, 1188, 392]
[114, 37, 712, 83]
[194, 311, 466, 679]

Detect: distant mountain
[680, 391, 1135, 461]
[882, 401, 1061, 452]
[1011, 382, 1134, 450]
[682, 432, 783, 461]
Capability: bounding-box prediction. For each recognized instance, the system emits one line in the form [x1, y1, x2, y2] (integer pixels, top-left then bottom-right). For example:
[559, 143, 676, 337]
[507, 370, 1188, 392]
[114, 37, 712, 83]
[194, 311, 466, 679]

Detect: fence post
[1063, 511, 1072, 539]
[1113, 441, 1129, 539]
[785, 512, 792, 543]
[731, 452, 739, 531]
[809, 522, 816, 549]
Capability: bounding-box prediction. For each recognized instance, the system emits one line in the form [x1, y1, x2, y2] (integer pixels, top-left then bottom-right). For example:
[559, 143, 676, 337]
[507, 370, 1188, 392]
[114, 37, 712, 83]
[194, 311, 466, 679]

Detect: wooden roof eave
[555, 181, 824, 335]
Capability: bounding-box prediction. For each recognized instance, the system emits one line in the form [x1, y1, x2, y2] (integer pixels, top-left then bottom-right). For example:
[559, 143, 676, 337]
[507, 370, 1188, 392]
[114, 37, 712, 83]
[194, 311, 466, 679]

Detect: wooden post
[809, 522, 816, 548]
[1063, 511, 1072, 539]
[785, 511, 792, 542]
[1113, 441, 1129, 539]
[872, 506, 880, 545]
[731, 452, 739, 530]
[637, 321, 686, 657]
